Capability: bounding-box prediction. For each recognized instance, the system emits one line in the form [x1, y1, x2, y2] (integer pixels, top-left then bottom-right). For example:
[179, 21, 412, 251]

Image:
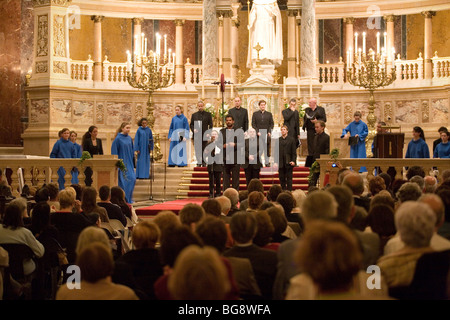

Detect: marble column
[422, 11, 436, 79]
[384, 15, 395, 63]
[300, 0, 316, 79]
[217, 14, 224, 77]
[203, 0, 218, 81]
[223, 11, 232, 80]
[230, 4, 240, 85]
[91, 15, 104, 82]
[175, 19, 185, 85]
[287, 10, 297, 80]
[344, 17, 355, 65]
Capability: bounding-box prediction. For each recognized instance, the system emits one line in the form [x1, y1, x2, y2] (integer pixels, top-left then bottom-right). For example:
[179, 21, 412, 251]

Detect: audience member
[223, 188, 240, 216]
[215, 196, 232, 223]
[246, 191, 265, 212]
[368, 176, 386, 196]
[201, 198, 222, 217]
[391, 178, 407, 201]
[251, 210, 278, 251]
[378, 201, 436, 288]
[267, 184, 283, 202]
[97, 185, 127, 227]
[396, 182, 422, 203]
[46, 183, 60, 212]
[369, 191, 395, 211]
[178, 203, 205, 230]
[406, 165, 426, 180]
[168, 245, 231, 300]
[423, 175, 438, 193]
[441, 169, 450, 183]
[224, 211, 277, 300]
[409, 175, 425, 191]
[239, 178, 265, 211]
[56, 242, 139, 300]
[152, 211, 181, 244]
[436, 189, 450, 240]
[9, 197, 31, 226]
[290, 189, 306, 216]
[379, 172, 392, 192]
[366, 204, 396, 256]
[81, 187, 109, 224]
[342, 172, 371, 212]
[110, 186, 132, 220]
[266, 206, 291, 243]
[276, 192, 303, 230]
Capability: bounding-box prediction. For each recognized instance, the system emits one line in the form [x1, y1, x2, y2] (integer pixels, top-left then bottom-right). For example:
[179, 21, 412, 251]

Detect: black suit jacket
[278, 135, 297, 168]
[82, 138, 103, 156]
[220, 127, 243, 165]
[228, 107, 249, 132]
[243, 137, 262, 169]
[251, 110, 274, 135]
[282, 108, 300, 143]
[312, 132, 330, 161]
[302, 106, 327, 131]
[190, 110, 213, 135]
[204, 140, 224, 172]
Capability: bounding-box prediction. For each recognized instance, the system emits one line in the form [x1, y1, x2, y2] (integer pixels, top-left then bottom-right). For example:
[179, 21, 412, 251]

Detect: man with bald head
[302, 97, 327, 156]
[424, 175, 438, 193]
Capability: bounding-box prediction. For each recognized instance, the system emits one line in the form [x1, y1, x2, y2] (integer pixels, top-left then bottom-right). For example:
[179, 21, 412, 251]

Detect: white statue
[246, 0, 283, 68]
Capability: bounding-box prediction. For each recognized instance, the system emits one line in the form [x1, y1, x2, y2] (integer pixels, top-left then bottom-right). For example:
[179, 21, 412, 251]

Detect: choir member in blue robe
[168, 105, 190, 167]
[434, 130, 450, 158]
[111, 122, 136, 203]
[341, 111, 368, 173]
[50, 128, 77, 190]
[134, 118, 154, 179]
[69, 131, 82, 184]
[405, 126, 430, 159]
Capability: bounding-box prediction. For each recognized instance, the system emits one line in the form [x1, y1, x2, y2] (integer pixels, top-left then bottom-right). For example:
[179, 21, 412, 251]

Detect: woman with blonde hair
[111, 122, 136, 203]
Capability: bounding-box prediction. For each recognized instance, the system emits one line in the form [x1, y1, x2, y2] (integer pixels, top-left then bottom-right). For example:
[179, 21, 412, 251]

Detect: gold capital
[174, 19, 185, 27]
[421, 11, 436, 19]
[383, 14, 395, 23]
[91, 15, 104, 23]
[132, 17, 144, 25]
[343, 17, 355, 24]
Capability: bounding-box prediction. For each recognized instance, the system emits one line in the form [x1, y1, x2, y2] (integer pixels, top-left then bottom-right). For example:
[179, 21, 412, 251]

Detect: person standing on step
[282, 98, 300, 149]
[302, 97, 327, 156]
[228, 96, 249, 132]
[308, 121, 330, 187]
[204, 130, 224, 198]
[221, 114, 243, 191]
[134, 118, 154, 179]
[251, 100, 274, 167]
[168, 105, 190, 167]
[243, 127, 262, 187]
[275, 125, 297, 191]
[50, 128, 77, 190]
[111, 122, 136, 204]
[190, 100, 213, 167]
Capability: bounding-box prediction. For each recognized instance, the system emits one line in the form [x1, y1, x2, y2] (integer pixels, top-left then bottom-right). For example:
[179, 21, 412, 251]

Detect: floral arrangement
[219, 104, 229, 120]
[308, 148, 340, 185]
[299, 103, 308, 119]
[78, 151, 92, 166]
[204, 103, 216, 119]
[116, 159, 127, 179]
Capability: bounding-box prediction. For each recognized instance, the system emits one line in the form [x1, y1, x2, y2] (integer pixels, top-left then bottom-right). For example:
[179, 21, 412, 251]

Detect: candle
[354, 32, 358, 53]
[168, 48, 172, 65]
[362, 32, 366, 54]
[164, 35, 167, 58]
[358, 48, 362, 64]
[376, 32, 380, 54]
[309, 77, 313, 99]
[141, 33, 145, 55]
[144, 38, 147, 57]
[173, 52, 176, 66]
[346, 50, 350, 65]
[283, 76, 286, 98]
[349, 47, 353, 65]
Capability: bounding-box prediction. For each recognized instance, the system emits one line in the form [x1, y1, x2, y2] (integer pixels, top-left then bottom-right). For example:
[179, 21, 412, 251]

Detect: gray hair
[223, 188, 239, 207]
[396, 182, 422, 202]
[419, 193, 445, 227]
[215, 196, 231, 214]
[395, 201, 436, 248]
[301, 190, 338, 223]
[409, 175, 425, 190]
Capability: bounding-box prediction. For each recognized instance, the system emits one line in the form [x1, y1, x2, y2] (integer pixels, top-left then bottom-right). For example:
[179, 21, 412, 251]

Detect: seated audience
[81, 187, 109, 224]
[267, 184, 283, 202]
[251, 210, 279, 251]
[97, 185, 127, 227]
[396, 182, 422, 203]
[246, 191, 265, 212]
[178, 203, 205, 231]
[110, 186, 132, 220]
[223, 188, 240, 216]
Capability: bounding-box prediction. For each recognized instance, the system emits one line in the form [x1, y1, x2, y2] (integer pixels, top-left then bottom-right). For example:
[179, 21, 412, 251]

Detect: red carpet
[135, 198, 208, 216]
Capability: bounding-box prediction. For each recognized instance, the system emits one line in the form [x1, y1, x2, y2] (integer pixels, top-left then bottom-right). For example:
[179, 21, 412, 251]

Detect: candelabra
[127, 50, 174, 161]
[346, 48, 396, 158]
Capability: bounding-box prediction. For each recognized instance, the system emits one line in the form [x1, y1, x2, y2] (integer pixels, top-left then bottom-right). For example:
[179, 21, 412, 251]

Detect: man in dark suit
[275, 125, 297, 191]
[190, 100, 213, 167]
[228, 96, 249, 132]
[243, 127, 262, 187]
[282, 98, 300, 148]
[220, 114, 244, 191]
[251, 100, 274, 167]
[308, 120, 330, 187]
[224, 211, 278, 300]
[203, 130, 224, 198]
[302, 97, 327, 156]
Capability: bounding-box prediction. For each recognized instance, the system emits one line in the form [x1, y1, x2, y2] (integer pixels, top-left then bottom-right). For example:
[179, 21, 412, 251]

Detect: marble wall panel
[395, 100, 419, 124]
[159, 20, 176, 61]
[431, 98, 449, 123]
[30, 99, 49, 124]
[106, 102, 132, 125]
[183, 20, 196, 65]
[357, 102, 382, 123]
[353, 17, 383, 55]
[142, 20, 155, 52]
[73, 100, 94, 125]
[322, 102, 341, 126]
[96, 102, 105, 124]
[323, 19, 341, 64]
[51, 99, 72, 124]
[154, 103, 175, 133]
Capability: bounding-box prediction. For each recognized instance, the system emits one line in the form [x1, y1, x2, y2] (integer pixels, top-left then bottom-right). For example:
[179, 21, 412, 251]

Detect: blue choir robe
[111, 133, 136, 203]
[405, 138, 430, 158]
[168, 114, 190, 166]
[341, 120, 368, 173]
[134, 126, 154, 179]
[434, 142, 450, 158]
[71, 142, 82, 184]
[50, 138, 76, 190]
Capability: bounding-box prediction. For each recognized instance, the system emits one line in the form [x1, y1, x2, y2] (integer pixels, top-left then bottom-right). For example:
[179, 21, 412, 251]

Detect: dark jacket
[243, 137, 262, 169]
[204, 140, 224, 172]
[282, 108, 300, 145]
[302, 106, 327, 131]
[190, 110, 213, 135]
[278, 135, 297, 168]
[251, 110, 274, 135]
[312, 132, 330, 161]
[228, 107, 249, 132]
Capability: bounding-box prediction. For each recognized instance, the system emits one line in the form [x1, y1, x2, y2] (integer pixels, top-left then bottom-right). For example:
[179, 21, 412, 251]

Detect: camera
[331, 163, 337, 168]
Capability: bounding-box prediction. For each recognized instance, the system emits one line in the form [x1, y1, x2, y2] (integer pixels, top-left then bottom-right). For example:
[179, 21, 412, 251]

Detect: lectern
[375, 133, 405, 158]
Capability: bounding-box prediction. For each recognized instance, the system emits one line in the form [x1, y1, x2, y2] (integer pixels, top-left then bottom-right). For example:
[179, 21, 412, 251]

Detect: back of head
[153, 210, 181, 239]
[326, 185, 354, 224]
[342, 172, 364, 196]
[31, 202, 51, 231]
[3, 203, 24, 229]
[391, 179, 407, 199]
[159, 224, 203, 268]
[291, 189, 307, 209]
[367, 204, 396, 237]
[419, 193, 445, 228]
[337, 168, 352, 185]
[370, 192, 395, 211]
[110, 186, 126, 205]
[229, 211, 257, 244]
[9, 197, 27, 215]
[201, 199, 222, 217]
[409, 175, 425, 190]
[276, 192, 295, 216]
[76, 226, 110, 256]
[379, 173, 392, 190]
[406, 166, 425, 180]
[76, 242, 114, 283]
[35, 187, 50, 203]
[251, 210, 274, 247]
[396, 182, 422, 203]
[301, 190, 338, 224]
[239, 190, 249, 202]
[195, 216, 228, 253]
[267, 184, 283, 202]
[98, 185, 110, 201]
[215, 196, 231, 214]
[247, 178, 264, 193]
[368, 176, 386, 196]
[70, 184, 83, 201]
[248, 191, 265, 210]
[132, 220, 160, 250]
[423, 175, 437, 194]
[442, 169, 450, 183]
[436, 189, 450, 223]
[81, 186, 99, 212]
[267, 206, 288, 235]
[168, 245, 229, 300]
[295, 220, 362, 292]
[179, 203, 205, 226]
[47, 183, 59, 200]
[395, 201, 436, 248]
[58, 189, 76, 209]
[223, 188, 239, 207]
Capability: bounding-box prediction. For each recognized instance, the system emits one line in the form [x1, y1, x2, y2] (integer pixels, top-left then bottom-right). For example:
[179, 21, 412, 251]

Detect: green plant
[116, 159, 127, 179]
[308, 161, 320, 184]
[78, 151, 92, 166]
[330, 148, 340, 162]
